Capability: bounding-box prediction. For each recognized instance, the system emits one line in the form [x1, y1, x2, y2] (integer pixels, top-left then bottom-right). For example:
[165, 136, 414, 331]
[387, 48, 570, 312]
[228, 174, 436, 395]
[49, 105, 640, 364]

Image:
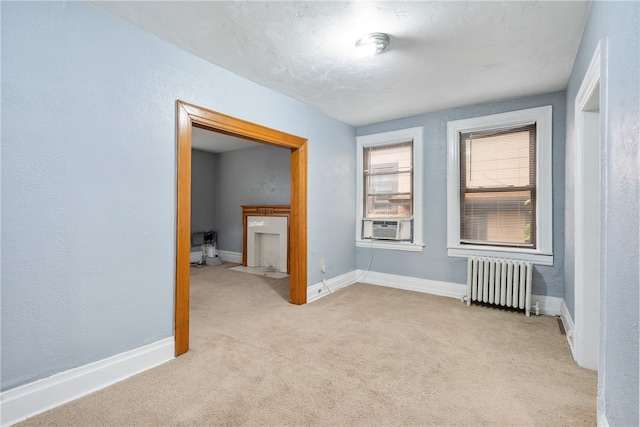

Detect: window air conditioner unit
[371, 219, 401, 240]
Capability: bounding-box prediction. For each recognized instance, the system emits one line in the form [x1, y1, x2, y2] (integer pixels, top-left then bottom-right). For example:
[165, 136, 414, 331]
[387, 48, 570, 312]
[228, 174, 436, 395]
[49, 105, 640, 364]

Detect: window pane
[366, 143, 412, 173]
[364, 142, 413, 218]
[461, 190, 534, 245]
[459, 124, 536, 248]
[366, 194, 412, 218]
[367, 172, 411, 196]
[464, 129, 532, 189]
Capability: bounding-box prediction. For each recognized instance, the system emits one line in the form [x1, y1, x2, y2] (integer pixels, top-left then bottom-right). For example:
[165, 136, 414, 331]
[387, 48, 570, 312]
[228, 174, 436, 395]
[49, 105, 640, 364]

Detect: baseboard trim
[560, 299, 576, 356]
[0, 337, 174, 427]
[356, 270, 467, 300]
[219, 250, 242, 264]
[597, 415, 610, 427]
[190, 251, 202, 263]
[307, 270, 359, 302]
[597, 394, 609, 427]
[309, 269, 564, 317]
[191, 250, 241, 264]
[530, 294, 563, 316]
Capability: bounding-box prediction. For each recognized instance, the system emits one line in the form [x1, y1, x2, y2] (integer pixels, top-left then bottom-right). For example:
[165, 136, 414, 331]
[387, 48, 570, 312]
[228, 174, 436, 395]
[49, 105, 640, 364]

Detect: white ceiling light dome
[355, 33, 390, 58]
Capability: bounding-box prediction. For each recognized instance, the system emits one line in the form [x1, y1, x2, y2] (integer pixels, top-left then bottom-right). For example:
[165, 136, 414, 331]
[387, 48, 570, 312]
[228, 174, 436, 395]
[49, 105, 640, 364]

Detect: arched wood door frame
[175, 100, 308, 356]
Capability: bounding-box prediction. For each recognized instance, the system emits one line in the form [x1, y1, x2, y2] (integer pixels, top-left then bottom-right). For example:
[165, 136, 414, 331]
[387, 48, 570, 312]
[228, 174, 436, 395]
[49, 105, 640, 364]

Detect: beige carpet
[20, 263, 596, 426]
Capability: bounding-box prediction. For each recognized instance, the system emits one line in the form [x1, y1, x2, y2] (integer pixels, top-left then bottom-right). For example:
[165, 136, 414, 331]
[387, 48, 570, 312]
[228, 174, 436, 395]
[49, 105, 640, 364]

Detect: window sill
[448, 246, 553, 266]
[356, 240, 424, 252]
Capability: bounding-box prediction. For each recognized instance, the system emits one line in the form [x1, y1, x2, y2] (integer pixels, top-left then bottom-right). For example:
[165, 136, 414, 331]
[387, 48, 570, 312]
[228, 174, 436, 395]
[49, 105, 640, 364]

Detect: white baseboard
[530, 294, 563, 316]
[190, 251, 202, 263]
[309, 269, 564, 318]
[307, 270, 359, 302]
[597, 393, 609, 427]
[191, 250, 241, 264]
[0, 337, 174, 427]
[219, 250, 242, 264]
[597, 415, 610, 427]
[356, 270, 467, 300]
[560, 299, 576, 356]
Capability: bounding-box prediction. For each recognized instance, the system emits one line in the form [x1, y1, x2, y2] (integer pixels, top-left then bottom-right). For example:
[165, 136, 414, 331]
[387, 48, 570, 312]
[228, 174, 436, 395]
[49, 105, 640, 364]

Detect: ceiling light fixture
[355, 33, 390, 58]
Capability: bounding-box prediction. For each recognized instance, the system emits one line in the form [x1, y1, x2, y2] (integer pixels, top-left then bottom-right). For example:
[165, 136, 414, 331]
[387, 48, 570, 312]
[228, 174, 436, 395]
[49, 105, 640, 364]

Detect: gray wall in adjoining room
[1, 1, 356, 392]
[191, 149, 217, 239]
[563, 1, 639, 425]
[215, 144, 291, 253]
[356, 92, 567, 298]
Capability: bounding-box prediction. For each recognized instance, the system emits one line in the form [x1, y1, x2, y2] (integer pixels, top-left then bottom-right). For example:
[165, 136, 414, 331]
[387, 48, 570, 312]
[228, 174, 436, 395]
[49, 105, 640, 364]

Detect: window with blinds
[363, 141, 413, 218]
[459, 124, 536, 248]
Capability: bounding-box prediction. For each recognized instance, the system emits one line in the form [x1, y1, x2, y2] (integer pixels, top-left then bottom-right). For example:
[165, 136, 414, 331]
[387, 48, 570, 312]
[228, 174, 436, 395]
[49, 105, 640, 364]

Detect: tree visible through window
[459, 124, 536, 248]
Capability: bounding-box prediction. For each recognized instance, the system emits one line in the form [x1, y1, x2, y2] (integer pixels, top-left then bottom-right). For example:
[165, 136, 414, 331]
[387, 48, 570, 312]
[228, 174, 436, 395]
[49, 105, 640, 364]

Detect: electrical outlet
[320, 260, 326, 273]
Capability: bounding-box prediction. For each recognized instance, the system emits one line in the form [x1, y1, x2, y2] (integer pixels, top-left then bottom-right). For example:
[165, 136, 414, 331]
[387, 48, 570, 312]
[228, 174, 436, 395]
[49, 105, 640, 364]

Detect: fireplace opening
[246, 216, 288, 273]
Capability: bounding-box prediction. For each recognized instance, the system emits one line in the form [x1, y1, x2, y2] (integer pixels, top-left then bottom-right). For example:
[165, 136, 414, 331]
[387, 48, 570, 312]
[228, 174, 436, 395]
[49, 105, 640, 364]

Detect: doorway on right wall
[574, 42, 604, 372]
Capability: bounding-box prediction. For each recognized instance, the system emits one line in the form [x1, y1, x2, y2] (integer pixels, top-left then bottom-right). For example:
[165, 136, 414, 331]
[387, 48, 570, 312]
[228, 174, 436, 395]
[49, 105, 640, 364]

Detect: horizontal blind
[459, 124, 536, 247]
[364, 141, 413, 218]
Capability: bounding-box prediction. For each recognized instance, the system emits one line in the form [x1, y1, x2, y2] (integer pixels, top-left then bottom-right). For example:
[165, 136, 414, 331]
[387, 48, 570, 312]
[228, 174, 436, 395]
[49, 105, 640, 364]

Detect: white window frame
[446, 106, 553, 265]
[356, 127, 424, 252]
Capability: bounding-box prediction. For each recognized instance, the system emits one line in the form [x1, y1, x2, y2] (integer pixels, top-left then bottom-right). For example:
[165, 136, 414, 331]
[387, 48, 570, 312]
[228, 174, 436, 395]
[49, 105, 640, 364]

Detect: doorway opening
[175, 100, 308, 356]
[574, 43, 602, 371]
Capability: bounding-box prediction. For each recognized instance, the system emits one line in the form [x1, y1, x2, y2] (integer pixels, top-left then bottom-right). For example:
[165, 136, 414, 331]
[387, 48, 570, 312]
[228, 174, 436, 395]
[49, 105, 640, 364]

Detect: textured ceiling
[93, 0, 590, 131]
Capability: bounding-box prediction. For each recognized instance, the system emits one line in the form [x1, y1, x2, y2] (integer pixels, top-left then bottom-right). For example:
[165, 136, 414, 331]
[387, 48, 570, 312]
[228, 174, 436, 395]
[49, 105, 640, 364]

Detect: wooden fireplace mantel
[242, 205, 291, 273]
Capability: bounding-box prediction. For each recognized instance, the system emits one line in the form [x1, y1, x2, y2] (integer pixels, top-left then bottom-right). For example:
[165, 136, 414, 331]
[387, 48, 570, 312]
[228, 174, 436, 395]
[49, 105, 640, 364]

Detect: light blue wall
[0, 1, 355, 391]
[215, 144, 290, 253]
[564, 1, 639, 424]
[356, 92, 566, 298]
[307, 113, 357, 282]
[191, 149, 217, 238]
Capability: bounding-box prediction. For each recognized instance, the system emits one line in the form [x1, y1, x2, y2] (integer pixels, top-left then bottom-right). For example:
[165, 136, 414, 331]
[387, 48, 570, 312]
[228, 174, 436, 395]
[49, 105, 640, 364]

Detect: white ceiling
[192, 127, 260, 153]
[92, 1, 590, 150]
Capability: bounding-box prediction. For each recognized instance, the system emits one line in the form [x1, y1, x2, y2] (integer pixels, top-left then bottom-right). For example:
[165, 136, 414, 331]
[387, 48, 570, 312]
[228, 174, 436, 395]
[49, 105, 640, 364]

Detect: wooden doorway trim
[175, 100, 308, 357]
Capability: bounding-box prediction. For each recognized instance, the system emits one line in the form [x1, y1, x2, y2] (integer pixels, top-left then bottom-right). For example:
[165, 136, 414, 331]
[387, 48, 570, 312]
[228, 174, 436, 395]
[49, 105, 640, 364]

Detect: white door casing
[574, 41, 604, 372]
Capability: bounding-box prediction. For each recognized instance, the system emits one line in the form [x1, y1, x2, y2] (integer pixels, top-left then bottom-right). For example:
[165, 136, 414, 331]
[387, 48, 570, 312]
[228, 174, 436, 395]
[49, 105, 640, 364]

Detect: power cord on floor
[352, 238, 375, 284]
[321, 270, 333, 294]
[319, 239, 374, 296]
